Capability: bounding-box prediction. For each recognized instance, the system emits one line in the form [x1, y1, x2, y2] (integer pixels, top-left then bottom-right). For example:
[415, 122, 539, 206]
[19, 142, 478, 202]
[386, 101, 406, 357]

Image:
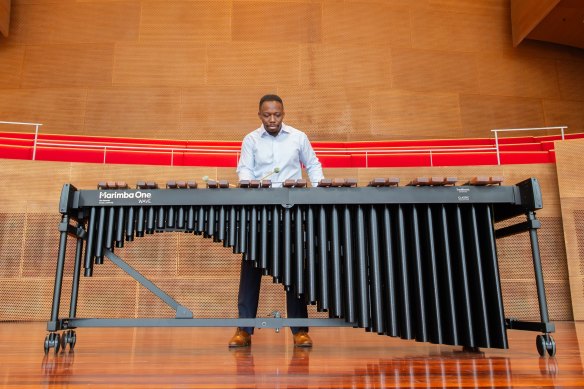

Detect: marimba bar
[45, 177, 556, 357]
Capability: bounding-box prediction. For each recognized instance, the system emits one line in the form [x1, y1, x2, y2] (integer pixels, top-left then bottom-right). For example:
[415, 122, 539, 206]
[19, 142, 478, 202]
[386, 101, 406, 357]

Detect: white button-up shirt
[236, 123, 324, 187]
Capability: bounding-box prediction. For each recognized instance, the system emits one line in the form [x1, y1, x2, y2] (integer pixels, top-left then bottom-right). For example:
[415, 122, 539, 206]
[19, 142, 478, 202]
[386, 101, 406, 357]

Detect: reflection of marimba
[45, 177, 556, 357]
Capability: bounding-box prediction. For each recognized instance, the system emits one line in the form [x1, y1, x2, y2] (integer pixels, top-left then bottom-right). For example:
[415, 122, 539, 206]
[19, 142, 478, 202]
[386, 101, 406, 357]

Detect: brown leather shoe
[228, 328, 251, 348]
[293, 331, 313, 348]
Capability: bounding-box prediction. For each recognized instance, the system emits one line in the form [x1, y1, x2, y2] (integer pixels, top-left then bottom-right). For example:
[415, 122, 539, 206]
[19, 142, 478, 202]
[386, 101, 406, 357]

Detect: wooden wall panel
[140, 1, 231, 42]
[113, 43, 207, 87]
[0, 0, 9, 38]
[8, 4, 57, 44]
[232, 1, 321, 43]
[84, 88, 181, 137]
[0, 44, 24, 88]
[557, 60, 584, 101]
[510, 0, 559, 46]
[543, 99, 584, 133]
[459, 94, 546, 137]
[22, 44, 114, 88]
[300, 44, 390, 88]
[322, 2, 411, 47]
[180, 86, 268, 139]
[207, 42, 300, 86]
[411, 7, 511, 53]
[371, 90, 463, 139]
[391, 48, 479, 93]
[478, 52, 561, 99]
[0, 0, 584, 141]
[50, 2, 140, 44]
[0, 88, 86, 133]
[278, 87, 371, 141]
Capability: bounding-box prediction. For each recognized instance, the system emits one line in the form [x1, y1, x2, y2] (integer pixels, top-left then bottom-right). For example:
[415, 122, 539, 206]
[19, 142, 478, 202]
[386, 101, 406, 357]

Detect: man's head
[258, 94, 285, 136]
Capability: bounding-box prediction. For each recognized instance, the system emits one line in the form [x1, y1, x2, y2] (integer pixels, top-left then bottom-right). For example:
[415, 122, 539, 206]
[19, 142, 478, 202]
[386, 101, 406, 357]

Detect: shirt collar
[260, 123, 290, 137]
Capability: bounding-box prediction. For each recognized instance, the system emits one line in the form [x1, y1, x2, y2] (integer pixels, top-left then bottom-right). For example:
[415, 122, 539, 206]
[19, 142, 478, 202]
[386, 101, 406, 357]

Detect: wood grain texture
[113, 43, 207, 87]
[391, 48, 479, 93]
[0, 44, 24, 88]
[459, 94, 546, 137]
[83, 87, 181, 137]
[0, 0, 9, 37]
[478, 52, 561, 99]
[140, 1, 231, 42]
[22, 44, 114, 88]
[510, 0, 559, 46]
[232, 1, 321, 43]
[370, 89, 463, 139]
[2, 322, 584, 387]
[322, 2, 411, 47]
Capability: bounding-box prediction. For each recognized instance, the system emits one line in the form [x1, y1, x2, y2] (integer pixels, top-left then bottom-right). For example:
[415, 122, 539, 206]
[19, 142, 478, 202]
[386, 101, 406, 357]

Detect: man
[229, 94, 324, 348]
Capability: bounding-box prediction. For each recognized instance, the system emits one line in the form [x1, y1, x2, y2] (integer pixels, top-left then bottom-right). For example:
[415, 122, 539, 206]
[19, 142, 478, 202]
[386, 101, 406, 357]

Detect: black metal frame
[46, 179, 556, 356]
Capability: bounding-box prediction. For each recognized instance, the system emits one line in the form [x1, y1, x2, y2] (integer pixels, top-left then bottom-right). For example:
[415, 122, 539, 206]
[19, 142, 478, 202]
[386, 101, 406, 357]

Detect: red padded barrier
[431, 152, 499, 166]
[351, 153, 432, 168]
[182, 152, 239, 167]
[317, 154, 352, 168]
[105, 149, 178, 166]
[3, 131, 580, 167]
[0, 144, 33, 160]
[35, 146, 104, 163]
[540, 141, 556, 151]
[0, 137, 34, 146]
[0, 132, 36, 140]
[187, 140, 242, 147]
[498, 143, 543, 151]
[38, 133, 188, 148]
[499, 151, 552, 165]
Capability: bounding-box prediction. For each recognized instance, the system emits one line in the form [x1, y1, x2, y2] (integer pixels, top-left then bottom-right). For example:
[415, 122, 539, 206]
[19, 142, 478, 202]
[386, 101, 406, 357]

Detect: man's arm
[300, 134, 324, 187]
[236, 136, 255, 181]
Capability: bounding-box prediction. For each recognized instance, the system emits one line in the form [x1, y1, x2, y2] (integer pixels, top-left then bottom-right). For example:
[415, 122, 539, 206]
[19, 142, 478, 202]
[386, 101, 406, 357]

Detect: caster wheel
[536, 334, 556, 357]
[44, 332, 61, 355]
[546, 335, 556, 357]
[536, 335, 546, 356]
[62, 330, 77, 351]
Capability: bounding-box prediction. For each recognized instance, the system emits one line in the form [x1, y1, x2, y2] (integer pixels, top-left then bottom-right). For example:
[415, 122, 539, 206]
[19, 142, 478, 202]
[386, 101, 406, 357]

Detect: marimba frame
[44, 178, 556, 357]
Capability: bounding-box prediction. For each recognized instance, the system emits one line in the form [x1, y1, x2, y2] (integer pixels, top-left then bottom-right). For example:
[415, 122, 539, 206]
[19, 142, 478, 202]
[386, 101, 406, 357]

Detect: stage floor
[0, 321, 583, 388]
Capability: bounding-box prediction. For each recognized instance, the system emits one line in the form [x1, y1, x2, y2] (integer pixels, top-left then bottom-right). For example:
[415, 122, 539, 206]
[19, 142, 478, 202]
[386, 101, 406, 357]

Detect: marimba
[45, 177, 556, 356]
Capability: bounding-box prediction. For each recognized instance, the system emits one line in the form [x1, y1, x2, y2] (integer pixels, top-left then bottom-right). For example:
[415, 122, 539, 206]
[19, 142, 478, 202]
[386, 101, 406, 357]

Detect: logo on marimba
[98, 191, 152, 204]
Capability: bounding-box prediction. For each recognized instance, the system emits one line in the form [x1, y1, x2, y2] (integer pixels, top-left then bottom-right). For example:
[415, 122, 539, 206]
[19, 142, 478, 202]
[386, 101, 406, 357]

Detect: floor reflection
[41, 351, 76, 386]
[342, 352, 510, 388]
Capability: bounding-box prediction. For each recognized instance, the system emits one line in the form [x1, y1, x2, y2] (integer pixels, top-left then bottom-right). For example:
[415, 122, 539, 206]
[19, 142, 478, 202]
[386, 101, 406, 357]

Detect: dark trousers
[237, 259, 308, 335]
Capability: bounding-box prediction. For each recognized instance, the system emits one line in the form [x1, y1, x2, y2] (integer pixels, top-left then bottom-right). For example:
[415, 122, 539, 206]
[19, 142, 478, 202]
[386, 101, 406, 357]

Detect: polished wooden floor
[0, 322, 583, 388]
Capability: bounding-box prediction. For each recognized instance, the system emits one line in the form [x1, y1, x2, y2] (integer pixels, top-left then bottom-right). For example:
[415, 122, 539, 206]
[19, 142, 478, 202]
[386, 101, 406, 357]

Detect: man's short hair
[259, 94, 284, 110]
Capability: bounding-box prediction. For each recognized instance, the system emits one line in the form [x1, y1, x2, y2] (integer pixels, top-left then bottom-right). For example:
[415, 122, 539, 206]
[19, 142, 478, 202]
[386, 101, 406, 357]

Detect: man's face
[258, 100, 285, 135]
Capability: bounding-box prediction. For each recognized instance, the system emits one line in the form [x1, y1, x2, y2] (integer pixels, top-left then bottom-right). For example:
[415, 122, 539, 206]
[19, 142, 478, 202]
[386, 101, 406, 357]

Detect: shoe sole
[228, 342, 251, 348]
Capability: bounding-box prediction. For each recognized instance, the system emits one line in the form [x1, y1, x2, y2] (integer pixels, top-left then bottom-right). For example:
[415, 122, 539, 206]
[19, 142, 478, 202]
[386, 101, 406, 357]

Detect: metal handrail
[34, 141, 500, 167]
[492, 126, 567, 165]
[2, 122, 569, 167]
[0, 121, 43, 160]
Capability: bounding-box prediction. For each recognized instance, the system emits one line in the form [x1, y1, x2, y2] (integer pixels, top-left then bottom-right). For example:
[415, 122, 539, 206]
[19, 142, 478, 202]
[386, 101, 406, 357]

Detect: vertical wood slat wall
[0, 159, 573, 322]
[0, 0, 583, 141]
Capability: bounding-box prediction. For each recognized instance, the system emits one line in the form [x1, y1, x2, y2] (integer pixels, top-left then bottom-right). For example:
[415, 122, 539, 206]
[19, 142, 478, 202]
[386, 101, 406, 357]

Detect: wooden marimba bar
[45, 176, 556, 357]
